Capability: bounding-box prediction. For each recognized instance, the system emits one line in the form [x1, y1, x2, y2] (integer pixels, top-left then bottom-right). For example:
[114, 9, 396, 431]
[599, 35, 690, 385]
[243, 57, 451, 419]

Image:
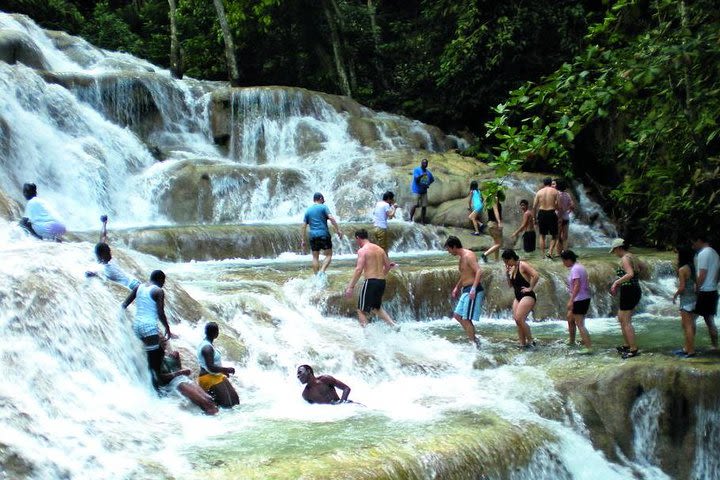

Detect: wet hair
[313, 192, 324, 201]
[519, 199, 529, 207]
[23, 183, 37, 198]
[382, 191, 395, 202]
[355, 229, 369, 240]
[444, 236, 462, 249]
[421, 158, 428, 164]
[692, 233, 709, 243]
[150, 269, 165, 285]
[298, 364, 314, 375]
[205, 322, 219, 338]
[470, 181, 478, 191]
[556, 179, 567, 191]
[543, 177, 552, 186]
[677, 246, 695, 272]
[560, 250, 578, 262]
[95, 242, 112, 262]
[501, 249, 519, 261]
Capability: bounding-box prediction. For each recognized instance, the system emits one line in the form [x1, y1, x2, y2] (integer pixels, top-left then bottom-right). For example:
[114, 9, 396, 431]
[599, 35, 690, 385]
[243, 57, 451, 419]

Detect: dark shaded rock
[0, 28, 48, 69]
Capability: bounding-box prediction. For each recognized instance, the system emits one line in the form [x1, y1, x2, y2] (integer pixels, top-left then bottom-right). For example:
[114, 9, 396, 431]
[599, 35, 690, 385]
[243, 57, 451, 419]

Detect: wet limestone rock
[0, 28, 48, 70]
[0, 188, 21, 221]
[553, 359, 720, 480]
[153, 159, 306, 224]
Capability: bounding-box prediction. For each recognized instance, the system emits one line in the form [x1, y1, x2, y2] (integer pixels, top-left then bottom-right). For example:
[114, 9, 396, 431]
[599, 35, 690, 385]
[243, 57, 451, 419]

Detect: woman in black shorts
[560, 250, 592, 353]
[502, 249, 539, 348]
[609, 239, 641, 358]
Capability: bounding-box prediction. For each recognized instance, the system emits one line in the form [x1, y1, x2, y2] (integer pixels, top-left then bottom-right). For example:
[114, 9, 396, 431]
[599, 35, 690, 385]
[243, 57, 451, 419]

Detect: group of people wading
[16, 167, 720, 412]
[299, 162, 719, 362]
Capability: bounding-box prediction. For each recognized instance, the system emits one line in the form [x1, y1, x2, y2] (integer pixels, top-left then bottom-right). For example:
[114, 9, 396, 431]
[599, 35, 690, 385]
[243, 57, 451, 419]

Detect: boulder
[0, 29, 48, 69]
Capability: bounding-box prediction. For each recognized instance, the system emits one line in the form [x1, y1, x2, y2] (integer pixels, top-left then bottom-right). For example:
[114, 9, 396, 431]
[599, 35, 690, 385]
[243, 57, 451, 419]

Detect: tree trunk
[322, 0, 352, 97]
[212, 0, 241, 87]
[366, 0, 389, 90]
[167, 0, 183, 79]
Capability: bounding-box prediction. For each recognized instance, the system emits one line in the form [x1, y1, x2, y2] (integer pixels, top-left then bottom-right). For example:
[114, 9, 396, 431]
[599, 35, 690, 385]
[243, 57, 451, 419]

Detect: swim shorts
[694, 290, 718, 316]
[358, 278, 386, 313]
[537, 210, 558, 237]
[522, 231, 536, 253]
[198, 373, 227, 392]
[309, 235, 332, 252]
[572, 298, 591, 315]
[619, 284, 642, 311]
[453, 285, 484, 321]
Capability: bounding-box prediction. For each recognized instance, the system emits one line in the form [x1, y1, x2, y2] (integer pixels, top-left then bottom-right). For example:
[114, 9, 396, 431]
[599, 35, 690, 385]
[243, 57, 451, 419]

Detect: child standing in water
[467, 181, 484, 236]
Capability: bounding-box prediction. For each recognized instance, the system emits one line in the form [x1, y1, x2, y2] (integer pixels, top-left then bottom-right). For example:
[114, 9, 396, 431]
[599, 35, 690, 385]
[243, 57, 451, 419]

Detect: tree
[212, 0, 241, 86]
[167, 0, 182, 78]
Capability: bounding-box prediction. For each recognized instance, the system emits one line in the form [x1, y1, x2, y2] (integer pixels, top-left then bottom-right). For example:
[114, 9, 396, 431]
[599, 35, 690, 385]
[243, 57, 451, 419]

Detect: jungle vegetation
[3, 0, 718, 245]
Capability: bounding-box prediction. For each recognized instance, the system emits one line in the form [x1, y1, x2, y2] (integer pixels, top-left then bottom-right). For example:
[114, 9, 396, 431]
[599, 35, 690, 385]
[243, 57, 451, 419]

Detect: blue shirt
[304, 204, 331, 238]
[412, 166, 434, 194]
[471, 190, 483, 211]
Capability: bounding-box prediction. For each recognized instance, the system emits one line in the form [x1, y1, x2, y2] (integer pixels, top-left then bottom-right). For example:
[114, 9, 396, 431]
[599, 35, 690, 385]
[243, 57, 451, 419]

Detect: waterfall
[631, 389, 664, 467]
[2, 9, 718, 480]
[692, 404, 720, 478]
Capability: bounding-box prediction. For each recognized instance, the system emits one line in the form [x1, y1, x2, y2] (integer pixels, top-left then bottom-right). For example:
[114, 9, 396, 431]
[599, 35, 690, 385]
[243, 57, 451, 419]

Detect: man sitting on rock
[19, 183, 66, 241]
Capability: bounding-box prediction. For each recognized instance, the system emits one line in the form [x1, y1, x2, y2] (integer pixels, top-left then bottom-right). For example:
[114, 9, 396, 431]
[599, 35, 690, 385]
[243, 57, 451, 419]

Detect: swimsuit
[537, 209, 558, 236]
[616, 258, 641, 311]
[453, 285, 484, 321]
[358, 278, 386, 313]
[511, 263, 537, 301]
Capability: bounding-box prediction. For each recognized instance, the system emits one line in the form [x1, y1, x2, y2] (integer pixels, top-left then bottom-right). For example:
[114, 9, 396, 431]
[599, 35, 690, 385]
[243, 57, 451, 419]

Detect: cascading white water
[2, 10, 718, 480]
[631, 389, 664, 467]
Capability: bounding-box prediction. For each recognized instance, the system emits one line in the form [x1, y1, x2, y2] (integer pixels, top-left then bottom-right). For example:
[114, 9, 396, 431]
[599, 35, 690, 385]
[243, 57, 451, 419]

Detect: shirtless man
[533, 177, 559, 258]
[510, 200, 536, 253]
[445, 236, 483, 347]
[297, 365, 351, 404]
[344, 229, 397, 327]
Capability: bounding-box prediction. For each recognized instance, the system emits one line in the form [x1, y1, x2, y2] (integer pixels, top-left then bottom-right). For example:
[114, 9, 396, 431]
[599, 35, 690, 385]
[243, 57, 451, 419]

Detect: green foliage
[483, 0, 720, 245]
[2, 0, 85, 32]
[81, 1, 143, 54]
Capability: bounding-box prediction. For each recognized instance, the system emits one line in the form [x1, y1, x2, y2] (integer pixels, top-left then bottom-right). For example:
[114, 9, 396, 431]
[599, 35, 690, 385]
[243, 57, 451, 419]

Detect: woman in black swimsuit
[609, 239, 641, 359]
[502, 249, 539, 348]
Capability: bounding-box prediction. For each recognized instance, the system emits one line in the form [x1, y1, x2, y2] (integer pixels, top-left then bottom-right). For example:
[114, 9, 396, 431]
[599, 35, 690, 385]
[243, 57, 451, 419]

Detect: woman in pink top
[560, 250, 592, 353]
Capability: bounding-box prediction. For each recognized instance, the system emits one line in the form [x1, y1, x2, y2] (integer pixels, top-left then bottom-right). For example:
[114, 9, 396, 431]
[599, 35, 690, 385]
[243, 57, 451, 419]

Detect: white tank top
[197, 339, 222, 372]
[134, 284, 159, 326]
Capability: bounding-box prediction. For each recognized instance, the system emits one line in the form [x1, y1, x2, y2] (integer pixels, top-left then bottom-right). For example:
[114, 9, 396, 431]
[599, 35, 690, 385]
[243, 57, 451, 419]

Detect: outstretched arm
[345, 251, 366, 297]
[99, 215, 108, 243]
[383, 250, 397, 273]
[512, 212, 530, 238]
[327, 214, 343, 238]
[121, 285, 138, 309]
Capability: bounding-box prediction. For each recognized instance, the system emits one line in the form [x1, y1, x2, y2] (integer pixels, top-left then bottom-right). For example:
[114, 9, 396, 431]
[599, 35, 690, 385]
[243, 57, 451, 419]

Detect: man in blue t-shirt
[410, 158, 435, 224]
[301, 192, 344, 276]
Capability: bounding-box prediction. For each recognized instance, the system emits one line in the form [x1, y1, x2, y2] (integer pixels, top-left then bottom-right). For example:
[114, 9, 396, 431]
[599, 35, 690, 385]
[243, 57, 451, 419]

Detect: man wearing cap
[410, 158, 434, 224]
[301, 192, 343, 277]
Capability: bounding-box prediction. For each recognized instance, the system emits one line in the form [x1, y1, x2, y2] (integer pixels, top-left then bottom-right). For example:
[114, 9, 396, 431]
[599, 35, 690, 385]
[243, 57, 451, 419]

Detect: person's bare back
[534, 186, 559, 211]
[359, 242, 390, 279]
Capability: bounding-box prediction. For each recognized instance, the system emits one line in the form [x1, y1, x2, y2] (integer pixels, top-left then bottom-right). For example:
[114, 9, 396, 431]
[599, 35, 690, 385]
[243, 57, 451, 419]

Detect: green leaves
[481, 0, 720, 245]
